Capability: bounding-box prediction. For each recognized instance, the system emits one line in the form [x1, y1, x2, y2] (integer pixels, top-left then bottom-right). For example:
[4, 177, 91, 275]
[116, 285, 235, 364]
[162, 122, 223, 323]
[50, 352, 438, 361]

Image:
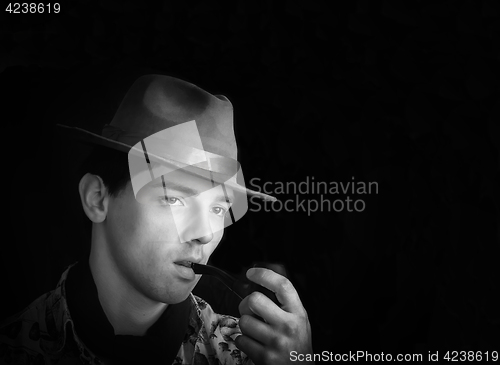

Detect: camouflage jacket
[0, 264, 251, 365]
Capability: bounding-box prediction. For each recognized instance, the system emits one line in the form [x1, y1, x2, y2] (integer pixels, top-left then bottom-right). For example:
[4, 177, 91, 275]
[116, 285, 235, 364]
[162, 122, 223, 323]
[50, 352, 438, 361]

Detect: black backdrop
[2, 0, 499, 356]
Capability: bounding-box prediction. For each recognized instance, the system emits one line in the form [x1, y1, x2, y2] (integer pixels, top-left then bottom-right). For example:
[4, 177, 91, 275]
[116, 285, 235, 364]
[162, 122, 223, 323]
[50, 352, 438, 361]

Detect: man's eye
[211, 206, 227, 217]
[159, 197, 184, 206]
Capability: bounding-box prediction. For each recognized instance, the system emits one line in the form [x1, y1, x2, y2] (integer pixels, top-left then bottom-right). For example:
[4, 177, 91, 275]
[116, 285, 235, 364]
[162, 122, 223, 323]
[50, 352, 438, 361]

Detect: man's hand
[235, 268, 314, 365]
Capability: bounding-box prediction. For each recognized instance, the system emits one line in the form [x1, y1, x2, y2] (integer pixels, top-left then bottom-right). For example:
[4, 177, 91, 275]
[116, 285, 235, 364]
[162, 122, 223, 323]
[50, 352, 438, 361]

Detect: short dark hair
[78, 144, 131, 197]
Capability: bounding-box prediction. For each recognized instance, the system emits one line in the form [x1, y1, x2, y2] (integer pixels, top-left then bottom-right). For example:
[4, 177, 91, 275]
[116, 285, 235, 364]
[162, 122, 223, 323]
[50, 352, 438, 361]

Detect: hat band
[103, 124, 240, 176]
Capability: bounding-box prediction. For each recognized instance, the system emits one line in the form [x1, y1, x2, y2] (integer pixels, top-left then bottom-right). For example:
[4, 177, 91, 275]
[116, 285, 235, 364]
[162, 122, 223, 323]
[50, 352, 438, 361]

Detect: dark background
[2, 0, 499, 356]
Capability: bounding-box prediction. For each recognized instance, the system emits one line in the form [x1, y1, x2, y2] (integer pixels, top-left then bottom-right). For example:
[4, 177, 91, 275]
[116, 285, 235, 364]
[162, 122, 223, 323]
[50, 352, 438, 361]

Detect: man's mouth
[174, 261, 194, 268]
[173, 260, 199, 280]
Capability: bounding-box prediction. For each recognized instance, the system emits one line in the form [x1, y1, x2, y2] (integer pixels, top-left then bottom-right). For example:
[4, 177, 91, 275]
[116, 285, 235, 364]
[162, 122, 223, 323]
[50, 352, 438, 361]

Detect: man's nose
[182, 210, 214, 245]
[189, 231, 213, 245]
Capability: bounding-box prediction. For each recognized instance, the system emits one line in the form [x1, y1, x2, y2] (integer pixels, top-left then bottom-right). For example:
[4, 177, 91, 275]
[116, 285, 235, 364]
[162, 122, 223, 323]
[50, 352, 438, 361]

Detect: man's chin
[154, 290, 192, 305]
[148, 275, 200, 304]
[168, 294, 191, 304]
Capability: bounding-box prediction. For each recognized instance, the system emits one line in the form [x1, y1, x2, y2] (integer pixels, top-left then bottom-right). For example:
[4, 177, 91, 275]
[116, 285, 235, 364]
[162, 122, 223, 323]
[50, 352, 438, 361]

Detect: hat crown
[55, 74, 277, 202]
[106, 74, 237, 160]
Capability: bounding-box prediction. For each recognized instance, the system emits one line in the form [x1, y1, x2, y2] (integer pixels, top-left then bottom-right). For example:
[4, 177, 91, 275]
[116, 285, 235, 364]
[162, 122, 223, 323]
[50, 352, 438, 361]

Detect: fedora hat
[56, 74, 276, 202]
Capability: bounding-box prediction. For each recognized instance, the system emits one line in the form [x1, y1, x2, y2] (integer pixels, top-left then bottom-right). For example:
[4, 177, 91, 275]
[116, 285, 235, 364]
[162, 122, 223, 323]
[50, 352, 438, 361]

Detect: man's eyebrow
[214, 195, 233, 205]
[151, 180, 233, 204]
[152, 180, 199, 196]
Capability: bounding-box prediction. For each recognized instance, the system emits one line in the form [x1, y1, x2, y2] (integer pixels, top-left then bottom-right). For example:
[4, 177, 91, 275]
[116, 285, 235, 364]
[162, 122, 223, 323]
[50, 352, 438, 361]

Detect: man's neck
[89, 238, 167, 336]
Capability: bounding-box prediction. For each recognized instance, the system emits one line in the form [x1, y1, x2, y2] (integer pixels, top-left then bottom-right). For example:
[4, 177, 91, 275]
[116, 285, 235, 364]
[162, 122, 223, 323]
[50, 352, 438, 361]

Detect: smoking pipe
[191, 263, 280, 306]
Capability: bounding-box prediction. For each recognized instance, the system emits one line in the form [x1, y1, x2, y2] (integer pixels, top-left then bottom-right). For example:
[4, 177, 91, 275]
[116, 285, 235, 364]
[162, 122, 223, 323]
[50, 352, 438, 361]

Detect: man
[0, 74, 313, 364]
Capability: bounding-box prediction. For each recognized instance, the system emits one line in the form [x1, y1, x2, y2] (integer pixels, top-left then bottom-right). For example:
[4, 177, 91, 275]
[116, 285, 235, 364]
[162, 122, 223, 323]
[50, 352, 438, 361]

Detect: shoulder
[0, 264, 78, 365]
[0, 291, 53, 364]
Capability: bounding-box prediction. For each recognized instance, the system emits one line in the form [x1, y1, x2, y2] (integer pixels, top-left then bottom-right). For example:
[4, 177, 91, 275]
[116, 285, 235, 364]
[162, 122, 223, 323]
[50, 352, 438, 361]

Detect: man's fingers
[246, 268, 303, 313]
[235, 334, 265, 364]
[238, 314, 272, 343]
[239, 291, 284, 326]
[238, 294, 254, 317]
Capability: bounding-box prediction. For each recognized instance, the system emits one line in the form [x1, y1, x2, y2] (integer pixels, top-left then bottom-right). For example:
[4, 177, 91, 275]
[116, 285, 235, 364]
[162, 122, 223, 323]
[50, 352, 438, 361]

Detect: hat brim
[55, 124, 277, 202]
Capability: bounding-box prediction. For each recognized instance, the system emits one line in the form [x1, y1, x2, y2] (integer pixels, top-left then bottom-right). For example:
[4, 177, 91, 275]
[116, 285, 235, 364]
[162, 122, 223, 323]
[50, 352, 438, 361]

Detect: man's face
[103, 168, 234, 304]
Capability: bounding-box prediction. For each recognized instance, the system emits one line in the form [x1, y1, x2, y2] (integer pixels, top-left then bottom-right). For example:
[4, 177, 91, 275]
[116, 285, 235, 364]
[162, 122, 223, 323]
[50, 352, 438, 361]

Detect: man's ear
[79, 173, 109, 223]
